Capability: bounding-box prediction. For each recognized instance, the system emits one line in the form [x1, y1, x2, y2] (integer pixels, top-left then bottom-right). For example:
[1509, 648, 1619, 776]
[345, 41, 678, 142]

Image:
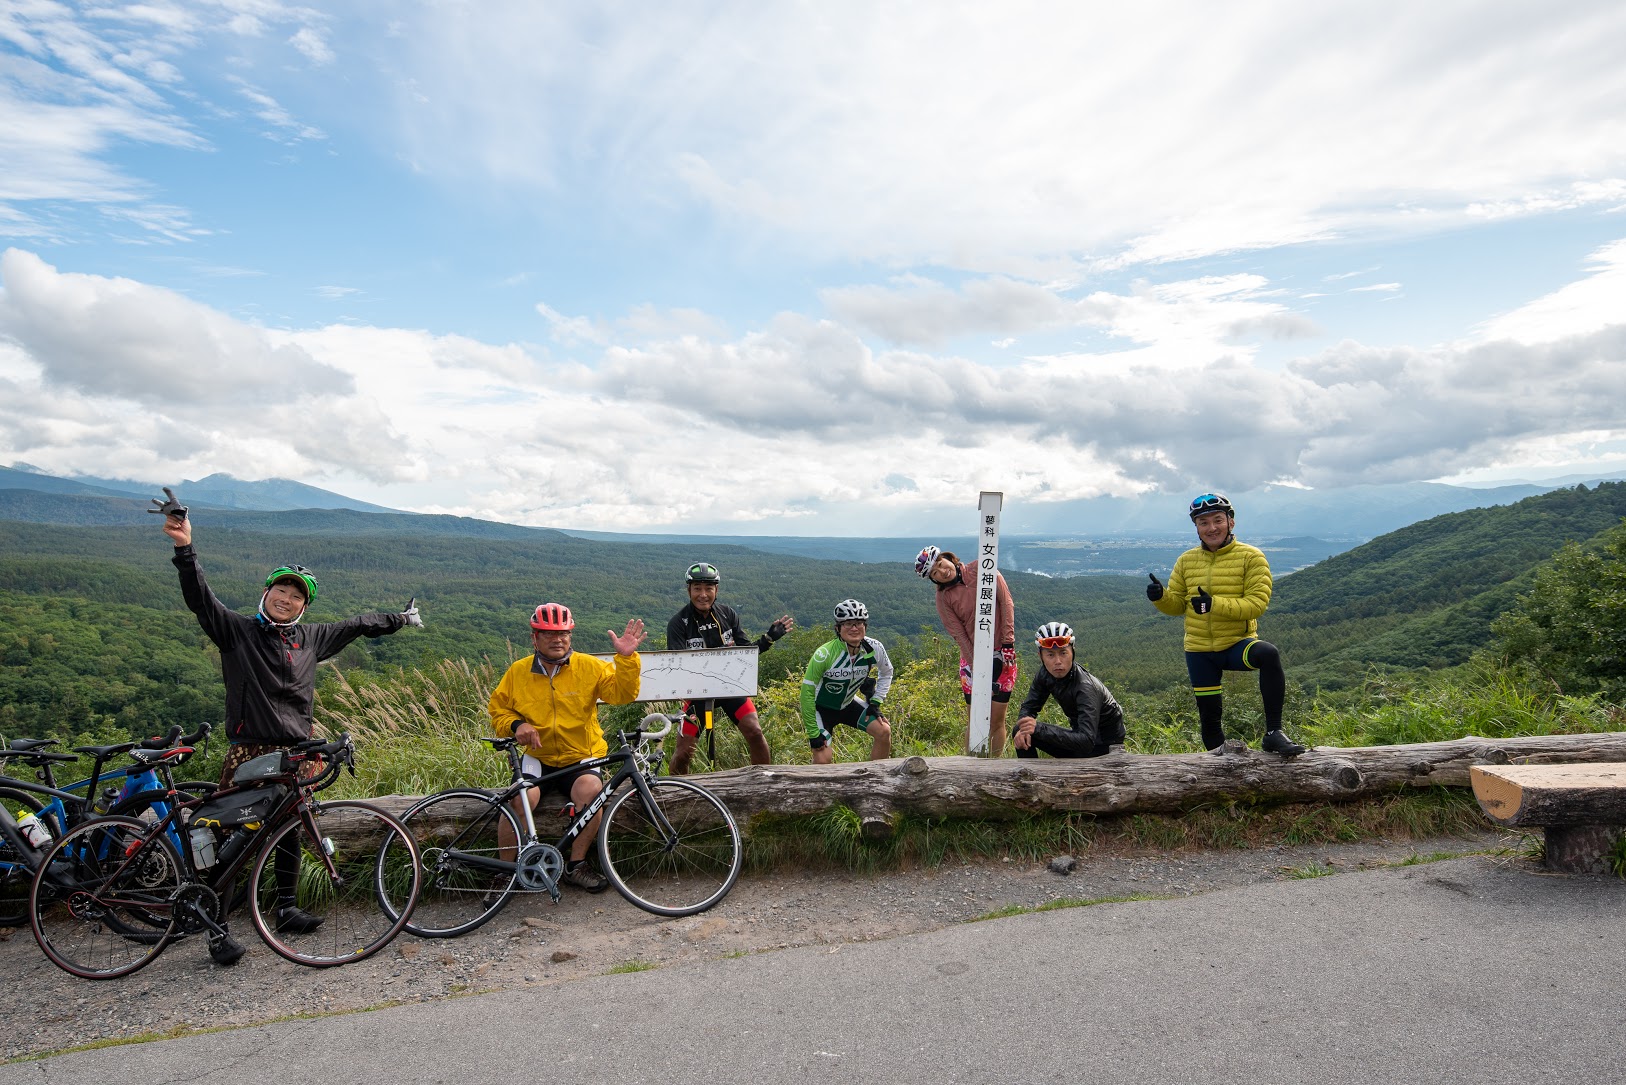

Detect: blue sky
[2, 1, 1625, 535]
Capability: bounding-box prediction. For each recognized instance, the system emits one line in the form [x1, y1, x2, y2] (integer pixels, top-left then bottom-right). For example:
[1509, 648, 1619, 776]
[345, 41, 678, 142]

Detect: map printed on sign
[590, 647, 760, 702]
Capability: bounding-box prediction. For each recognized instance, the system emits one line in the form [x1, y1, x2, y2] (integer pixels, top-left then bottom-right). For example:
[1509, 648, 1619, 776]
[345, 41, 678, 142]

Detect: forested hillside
[2, 483, 1623, 742]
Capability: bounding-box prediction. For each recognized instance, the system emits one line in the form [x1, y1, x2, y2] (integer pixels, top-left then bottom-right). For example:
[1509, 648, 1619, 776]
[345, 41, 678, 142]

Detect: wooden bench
[1470, 763, 1626, 874]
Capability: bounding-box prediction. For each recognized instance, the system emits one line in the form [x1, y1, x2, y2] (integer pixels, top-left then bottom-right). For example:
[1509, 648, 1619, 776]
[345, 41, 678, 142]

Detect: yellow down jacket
[1152, 539, 1273, 652]
[488, 650, 640, 766]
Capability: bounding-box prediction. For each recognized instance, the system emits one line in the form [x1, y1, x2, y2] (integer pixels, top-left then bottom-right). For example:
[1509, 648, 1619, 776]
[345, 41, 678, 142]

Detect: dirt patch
[0, 828, 1513, 1063]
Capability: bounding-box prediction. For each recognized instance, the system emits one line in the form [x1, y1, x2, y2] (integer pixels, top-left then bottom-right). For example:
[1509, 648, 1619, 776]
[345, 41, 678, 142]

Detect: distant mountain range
[4, 463, 1623, 577]
[0, 464, 398, 514]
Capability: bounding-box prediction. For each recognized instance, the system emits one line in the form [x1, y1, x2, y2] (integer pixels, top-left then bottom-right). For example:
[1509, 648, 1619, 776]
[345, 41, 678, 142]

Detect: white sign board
[968, 491, 1003, 755]
[591, 647, 760, 703]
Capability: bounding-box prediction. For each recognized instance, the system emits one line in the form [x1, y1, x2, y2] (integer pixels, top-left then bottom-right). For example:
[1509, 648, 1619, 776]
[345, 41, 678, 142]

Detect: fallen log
[354, 732, 1626, 843]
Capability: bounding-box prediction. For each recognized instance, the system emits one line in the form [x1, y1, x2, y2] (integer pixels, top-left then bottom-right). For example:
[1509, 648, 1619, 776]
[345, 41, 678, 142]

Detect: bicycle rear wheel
[598, 777, 742, 917]
[248, 800, 420, 967]
[29, 816, 181, 979]
[379, 789, 520, 939]
[1, 786, 48, 928]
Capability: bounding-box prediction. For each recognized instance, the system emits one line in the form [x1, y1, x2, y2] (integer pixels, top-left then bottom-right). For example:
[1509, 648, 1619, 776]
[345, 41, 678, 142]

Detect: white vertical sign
[968, 490, 1003, 756]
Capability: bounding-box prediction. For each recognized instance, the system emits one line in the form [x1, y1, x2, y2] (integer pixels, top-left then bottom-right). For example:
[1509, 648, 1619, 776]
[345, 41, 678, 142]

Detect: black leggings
[1186, 638, 1285, 750]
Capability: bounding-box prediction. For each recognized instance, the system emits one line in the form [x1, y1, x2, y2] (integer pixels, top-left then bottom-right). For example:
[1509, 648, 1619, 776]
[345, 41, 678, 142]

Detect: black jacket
[1017, 662, 1126, 755]
[174, 545, 405, 745]
[665, 602, 778, 653]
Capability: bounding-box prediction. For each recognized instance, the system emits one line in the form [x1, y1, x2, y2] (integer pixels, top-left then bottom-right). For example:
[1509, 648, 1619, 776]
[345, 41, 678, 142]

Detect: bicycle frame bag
[231, 751, 289, 785]
[191, 784, 287, 833]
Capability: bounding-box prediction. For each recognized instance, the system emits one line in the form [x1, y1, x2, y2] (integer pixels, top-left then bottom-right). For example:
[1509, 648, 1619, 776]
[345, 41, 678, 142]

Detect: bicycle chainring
[514, 842, 564, 891]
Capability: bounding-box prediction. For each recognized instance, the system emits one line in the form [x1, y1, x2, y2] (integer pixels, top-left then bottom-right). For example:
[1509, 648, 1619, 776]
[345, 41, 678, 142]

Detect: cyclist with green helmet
[155, 490, 421, 961]
[800, 600, 894, 764]
[1012, 622, 1125, 759]
[1146, 493, 1306, 757]
[665, 561, 794, 774]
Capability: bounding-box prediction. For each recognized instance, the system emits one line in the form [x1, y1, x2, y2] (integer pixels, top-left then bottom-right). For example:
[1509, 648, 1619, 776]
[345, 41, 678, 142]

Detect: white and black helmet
[834, 599, 869, 623]
[1035, 621, 1074, 648]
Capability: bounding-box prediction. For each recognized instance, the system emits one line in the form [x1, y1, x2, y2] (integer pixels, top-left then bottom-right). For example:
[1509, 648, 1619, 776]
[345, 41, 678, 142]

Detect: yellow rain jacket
[488, 650, 641, 766]
[1152, 538, 1273, 652]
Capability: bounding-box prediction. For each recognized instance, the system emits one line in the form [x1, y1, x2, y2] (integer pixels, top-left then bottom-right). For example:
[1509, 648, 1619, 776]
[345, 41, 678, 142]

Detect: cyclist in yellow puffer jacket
[1147, 494, 1306, 757]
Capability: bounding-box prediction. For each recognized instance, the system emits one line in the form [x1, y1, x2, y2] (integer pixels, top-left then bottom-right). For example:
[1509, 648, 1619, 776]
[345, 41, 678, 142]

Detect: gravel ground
[0, 827, 1515, 1063]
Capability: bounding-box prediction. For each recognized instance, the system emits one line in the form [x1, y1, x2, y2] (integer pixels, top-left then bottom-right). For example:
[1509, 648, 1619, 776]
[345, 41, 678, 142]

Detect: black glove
[147, 486, 188, 520]
[767, 621, 788, 641]
[1146, 573, 1164, 602]
[864, 698, 883, 720]
[1191, 588, 1213, 615]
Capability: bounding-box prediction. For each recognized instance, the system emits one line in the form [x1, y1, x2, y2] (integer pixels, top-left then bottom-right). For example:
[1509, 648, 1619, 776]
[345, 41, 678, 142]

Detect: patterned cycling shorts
[960, 646, 1019, 704]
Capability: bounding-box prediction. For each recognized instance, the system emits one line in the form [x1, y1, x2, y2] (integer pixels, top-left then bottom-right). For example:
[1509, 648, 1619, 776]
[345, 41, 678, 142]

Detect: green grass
[302, 647, 1605, 877]
[606, 958, 658, 974]
[1282, 862, 1336, 879]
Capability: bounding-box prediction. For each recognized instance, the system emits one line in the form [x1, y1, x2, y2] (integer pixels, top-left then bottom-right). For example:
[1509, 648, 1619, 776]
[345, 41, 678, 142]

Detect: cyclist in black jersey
[1012, 622, 1125, 759]
[664, 562, 794, 774]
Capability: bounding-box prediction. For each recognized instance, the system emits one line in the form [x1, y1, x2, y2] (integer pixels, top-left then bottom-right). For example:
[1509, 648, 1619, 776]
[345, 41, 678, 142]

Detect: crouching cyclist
[1013, 623, 1126, 758]
[801, 600, 894, 764]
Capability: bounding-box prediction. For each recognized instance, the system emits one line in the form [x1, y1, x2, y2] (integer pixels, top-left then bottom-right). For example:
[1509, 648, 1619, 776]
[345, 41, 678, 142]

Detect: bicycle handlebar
[636, 714, 674, 743]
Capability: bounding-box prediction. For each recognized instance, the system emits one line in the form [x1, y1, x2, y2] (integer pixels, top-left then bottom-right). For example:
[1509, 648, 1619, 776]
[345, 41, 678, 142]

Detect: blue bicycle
[1, 724, 215, 926]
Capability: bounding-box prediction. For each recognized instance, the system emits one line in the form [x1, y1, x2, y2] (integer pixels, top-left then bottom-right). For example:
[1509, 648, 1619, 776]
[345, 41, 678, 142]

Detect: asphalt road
[5, 856, 1622, 1084]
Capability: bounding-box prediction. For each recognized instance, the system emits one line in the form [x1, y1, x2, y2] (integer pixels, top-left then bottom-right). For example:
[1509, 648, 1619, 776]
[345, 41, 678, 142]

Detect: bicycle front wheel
[598, 778, 742, 917]
[380, 789, 520, 939]
[248, 800, 420, 967]
[29, 815, 181, 980]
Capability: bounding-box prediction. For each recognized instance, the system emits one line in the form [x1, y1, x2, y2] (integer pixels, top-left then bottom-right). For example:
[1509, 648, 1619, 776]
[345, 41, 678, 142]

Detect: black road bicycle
[379, 715, 741, 937]
[28, 733, 421, 979]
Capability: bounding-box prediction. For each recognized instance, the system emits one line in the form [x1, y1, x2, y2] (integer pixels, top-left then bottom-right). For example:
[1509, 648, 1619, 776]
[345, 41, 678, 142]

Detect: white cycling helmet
[1035, 621, 1074, 648]
[914, 545, 941, 578]
[834, 599, 869, 623]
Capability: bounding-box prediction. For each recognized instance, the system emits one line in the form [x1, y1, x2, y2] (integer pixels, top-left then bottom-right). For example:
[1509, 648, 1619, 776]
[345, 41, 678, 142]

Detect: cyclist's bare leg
[735, 711, 772, 764]
[568, 774, 603, 862]
[670, 733, 698, 775]
[811, 743, 834, 765]
[866, 717, 892, 760]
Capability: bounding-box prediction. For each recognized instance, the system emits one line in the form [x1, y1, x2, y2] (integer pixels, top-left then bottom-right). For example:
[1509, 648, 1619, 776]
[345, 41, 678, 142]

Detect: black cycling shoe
[1262, 730, 1306, 757]
[209, 934, 246, 966]
[275, 905, 325, 934]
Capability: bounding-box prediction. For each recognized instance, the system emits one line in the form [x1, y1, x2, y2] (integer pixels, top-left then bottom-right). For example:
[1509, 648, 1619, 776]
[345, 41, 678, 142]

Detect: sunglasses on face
[1036, 636, 1072, 649]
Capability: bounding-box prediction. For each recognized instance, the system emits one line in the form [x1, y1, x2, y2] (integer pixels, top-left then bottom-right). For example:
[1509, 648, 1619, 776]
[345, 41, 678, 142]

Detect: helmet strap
[256, 592, 304, 629]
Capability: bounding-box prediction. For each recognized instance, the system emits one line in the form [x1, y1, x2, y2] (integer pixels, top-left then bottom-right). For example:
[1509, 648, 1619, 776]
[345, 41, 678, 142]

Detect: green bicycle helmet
[264, 564, 319, 603]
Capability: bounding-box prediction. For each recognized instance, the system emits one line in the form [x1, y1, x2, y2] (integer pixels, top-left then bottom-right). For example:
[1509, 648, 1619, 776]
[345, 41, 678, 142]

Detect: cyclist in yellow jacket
[488, 603, 645, 891]
[1147, 494, 1305, 757]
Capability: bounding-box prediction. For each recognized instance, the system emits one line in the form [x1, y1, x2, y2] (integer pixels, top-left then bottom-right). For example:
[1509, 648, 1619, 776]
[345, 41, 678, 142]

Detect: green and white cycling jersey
[800, 636, 895, 736]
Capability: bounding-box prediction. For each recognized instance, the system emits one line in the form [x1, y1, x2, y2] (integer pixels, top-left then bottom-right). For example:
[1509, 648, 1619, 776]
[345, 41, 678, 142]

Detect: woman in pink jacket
[915, 545, 1017, 756]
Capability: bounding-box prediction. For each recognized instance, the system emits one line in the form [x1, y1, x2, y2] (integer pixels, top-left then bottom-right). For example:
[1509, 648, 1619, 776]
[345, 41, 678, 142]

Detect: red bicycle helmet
[529, 603, 575, 631]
